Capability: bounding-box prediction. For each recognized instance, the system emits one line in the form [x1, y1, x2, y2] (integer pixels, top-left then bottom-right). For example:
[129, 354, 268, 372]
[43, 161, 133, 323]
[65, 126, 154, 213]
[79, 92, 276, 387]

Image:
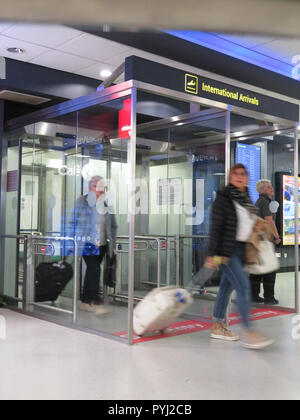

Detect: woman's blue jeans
[213, 242, 251, 329]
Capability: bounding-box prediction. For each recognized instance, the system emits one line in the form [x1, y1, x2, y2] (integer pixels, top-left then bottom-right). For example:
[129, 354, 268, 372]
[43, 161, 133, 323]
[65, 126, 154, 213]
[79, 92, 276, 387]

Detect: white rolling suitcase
[133, 286, 193, 336]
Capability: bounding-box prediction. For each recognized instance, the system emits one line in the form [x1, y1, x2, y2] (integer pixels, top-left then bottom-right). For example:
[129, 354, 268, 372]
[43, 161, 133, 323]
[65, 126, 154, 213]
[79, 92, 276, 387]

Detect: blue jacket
[67, 195, 118, 257]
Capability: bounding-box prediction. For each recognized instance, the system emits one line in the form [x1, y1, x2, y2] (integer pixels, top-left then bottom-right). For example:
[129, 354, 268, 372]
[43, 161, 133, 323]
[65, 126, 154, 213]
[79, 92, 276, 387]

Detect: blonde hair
[256, 179, 271, 193]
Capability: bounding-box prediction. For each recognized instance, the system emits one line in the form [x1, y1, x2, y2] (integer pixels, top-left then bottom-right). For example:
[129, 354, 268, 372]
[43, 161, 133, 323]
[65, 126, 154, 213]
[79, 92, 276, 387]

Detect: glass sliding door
[230, 112, 297, 311]
[133, 107, 228, 325]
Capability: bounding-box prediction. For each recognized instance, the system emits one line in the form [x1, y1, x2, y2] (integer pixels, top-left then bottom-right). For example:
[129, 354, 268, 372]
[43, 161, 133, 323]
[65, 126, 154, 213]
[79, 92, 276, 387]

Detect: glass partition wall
[0, 81, 299, 344]
[1, 86, 133, 343]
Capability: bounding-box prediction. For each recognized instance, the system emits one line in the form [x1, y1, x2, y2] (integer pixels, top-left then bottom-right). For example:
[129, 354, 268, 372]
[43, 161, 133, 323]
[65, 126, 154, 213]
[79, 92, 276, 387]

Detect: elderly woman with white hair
[250, 179, 280, 305]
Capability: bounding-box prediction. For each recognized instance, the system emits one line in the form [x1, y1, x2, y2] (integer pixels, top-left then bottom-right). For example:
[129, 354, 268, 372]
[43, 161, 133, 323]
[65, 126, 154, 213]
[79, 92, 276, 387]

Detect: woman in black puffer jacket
[207, 164, 273, 350]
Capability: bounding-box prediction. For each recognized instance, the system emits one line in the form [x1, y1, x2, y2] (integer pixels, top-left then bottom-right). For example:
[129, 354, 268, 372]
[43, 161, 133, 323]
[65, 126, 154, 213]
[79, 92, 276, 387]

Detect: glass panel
[134, 110, 227, 324]
[74, 98, 129, 339]
[2, 94, 131, 343]
[21, 113, 78, 321]
[231, 115, 295, 310]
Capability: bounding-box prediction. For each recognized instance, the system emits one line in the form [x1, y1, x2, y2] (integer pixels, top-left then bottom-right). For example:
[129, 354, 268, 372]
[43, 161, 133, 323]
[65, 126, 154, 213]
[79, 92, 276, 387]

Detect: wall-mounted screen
[236, 143, 261, 203]
[278, 174, 300, 246]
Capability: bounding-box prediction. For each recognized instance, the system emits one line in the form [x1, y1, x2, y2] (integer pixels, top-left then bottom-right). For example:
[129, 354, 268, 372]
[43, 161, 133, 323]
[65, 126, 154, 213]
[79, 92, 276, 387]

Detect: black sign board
[125, 56, 299, 122]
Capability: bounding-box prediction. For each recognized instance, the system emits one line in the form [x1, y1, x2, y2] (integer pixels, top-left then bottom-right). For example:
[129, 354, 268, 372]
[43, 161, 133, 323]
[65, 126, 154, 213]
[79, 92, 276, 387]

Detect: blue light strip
[165, 30, 295, 80]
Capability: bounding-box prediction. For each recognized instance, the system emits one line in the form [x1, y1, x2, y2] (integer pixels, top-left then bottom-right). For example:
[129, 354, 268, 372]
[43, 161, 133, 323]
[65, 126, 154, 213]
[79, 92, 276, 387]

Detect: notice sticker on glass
[7, 170, 18, 192]
[157, 178, 182, 206]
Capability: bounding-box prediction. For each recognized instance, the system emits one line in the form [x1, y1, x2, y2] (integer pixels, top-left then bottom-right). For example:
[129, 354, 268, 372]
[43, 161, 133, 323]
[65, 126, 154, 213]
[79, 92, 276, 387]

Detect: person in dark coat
[207, 164, 274, 349]
[250, 179, 280, 305]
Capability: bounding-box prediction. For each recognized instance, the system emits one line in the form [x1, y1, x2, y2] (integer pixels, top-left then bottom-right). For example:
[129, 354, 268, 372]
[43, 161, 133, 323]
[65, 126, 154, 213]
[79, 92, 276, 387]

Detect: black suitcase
[35, 261, 73, 302]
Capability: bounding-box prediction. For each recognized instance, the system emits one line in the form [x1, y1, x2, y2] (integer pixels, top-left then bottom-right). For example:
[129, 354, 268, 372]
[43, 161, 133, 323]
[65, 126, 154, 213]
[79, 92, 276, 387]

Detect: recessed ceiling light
[100, 69, 112, 79]
[7, 47, 25, 54]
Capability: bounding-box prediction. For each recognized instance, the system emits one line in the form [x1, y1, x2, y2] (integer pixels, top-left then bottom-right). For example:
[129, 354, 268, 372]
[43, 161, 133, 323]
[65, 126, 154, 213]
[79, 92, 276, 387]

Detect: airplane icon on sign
[185, 74, 198, 94]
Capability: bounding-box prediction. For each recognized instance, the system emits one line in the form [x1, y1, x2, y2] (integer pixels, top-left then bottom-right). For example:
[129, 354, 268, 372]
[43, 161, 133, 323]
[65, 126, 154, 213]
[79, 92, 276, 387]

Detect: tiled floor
[0, 308, 299, 400]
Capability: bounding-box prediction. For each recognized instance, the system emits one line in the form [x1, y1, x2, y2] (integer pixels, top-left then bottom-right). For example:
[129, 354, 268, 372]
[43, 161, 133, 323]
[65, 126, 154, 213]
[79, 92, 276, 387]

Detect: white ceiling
[217, 33, 299, 65]
[0, 23, 179, 84]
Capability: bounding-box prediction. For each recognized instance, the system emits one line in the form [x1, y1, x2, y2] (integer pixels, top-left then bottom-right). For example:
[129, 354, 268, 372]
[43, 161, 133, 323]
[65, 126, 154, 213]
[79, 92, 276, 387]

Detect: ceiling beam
[1, 0, 300, 37]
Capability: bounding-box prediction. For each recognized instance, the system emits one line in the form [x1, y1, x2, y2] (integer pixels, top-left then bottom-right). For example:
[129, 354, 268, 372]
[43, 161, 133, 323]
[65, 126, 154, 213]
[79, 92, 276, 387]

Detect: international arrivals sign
[202, 81, 259, 106]
[125, 56, 299, 122]
[186, 73, 260, 106]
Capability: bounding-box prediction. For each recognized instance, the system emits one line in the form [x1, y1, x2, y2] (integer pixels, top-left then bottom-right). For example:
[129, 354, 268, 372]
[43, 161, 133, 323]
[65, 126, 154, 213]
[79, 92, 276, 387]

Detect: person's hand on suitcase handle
[205, 255, 229, 269]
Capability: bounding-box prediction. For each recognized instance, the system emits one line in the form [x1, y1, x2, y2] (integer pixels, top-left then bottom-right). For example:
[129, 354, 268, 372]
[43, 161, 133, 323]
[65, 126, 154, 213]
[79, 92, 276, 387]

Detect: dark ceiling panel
[1, 58, 99, 101]
[1, 58, 101, 121]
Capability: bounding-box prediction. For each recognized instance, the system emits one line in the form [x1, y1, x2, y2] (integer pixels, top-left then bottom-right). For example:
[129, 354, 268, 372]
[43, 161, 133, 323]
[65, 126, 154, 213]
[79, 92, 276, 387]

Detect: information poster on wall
[236, 143, 261, 203]
[282, 174, 300, 246]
